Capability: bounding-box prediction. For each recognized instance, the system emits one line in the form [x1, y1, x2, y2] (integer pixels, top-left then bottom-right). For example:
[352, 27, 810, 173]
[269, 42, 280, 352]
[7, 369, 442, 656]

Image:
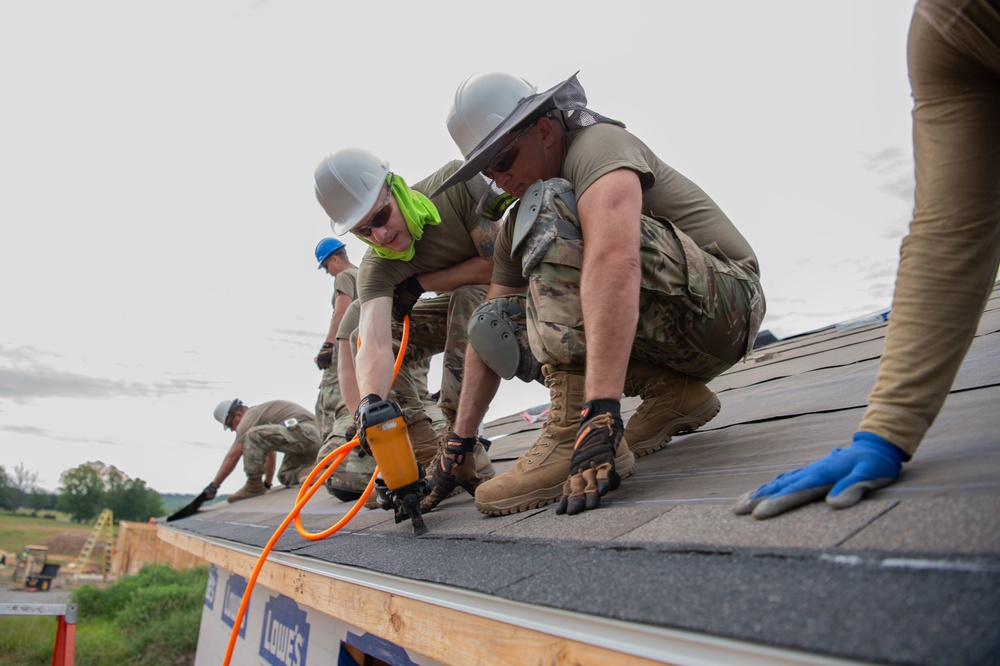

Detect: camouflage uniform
[315, 266, 358, 449]
[315, 352, 353, 447]
[243, 420, 322, 486]
[517, 178, 764, 382]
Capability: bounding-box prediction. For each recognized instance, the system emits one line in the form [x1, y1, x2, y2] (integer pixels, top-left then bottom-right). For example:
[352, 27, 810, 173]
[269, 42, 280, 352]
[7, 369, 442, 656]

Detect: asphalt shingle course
[166, 283, 1000, 665]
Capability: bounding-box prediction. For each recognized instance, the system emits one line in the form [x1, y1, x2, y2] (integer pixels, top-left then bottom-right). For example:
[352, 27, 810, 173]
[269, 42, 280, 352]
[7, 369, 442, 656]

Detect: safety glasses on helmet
[352, 174, 395, 237]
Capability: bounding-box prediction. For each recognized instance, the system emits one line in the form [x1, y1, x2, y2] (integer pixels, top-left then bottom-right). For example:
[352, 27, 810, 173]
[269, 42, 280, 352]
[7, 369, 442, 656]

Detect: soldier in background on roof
[313, 149, 505, 503]
[426, 71, 765, 516]
[309, 237, 369, 500]
[312, 237, 358, 450]
[735, 0, 1000, 520]
[204, 399, 321, 503]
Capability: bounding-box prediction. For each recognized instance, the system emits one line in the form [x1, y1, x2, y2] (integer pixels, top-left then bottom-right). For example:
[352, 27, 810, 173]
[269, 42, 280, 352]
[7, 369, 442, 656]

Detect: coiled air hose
[222, 316, 410, 665]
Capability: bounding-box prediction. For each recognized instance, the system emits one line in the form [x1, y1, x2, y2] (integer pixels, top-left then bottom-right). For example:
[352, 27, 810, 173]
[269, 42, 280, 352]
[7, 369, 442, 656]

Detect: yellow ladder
[69, 508, 114, 585]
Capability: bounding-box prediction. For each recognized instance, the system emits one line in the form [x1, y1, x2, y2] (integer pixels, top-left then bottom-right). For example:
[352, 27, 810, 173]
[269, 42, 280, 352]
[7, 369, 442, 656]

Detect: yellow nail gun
[359, 398, 428, 535]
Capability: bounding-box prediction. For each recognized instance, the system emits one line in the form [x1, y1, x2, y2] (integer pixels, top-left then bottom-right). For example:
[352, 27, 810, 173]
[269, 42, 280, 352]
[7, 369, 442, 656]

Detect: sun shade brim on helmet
[431, 72, 581, 198]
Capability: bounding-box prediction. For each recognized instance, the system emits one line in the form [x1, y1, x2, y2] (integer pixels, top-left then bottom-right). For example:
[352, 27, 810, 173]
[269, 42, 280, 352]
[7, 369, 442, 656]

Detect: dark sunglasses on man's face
[482, 123, 534, 179]
[352, 174, 395, 238]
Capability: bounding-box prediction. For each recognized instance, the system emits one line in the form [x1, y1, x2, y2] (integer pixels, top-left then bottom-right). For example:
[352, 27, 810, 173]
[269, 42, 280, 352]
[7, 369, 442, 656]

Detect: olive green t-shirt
[332, 266, 358, 306]
[234, 400, 315, 442]
[357, 161, 489, 302]
[492, 123, 759, 287]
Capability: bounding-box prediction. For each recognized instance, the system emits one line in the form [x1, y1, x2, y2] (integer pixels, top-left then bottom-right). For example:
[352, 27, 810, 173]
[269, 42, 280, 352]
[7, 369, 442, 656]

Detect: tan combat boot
[407, 417, 441, 469]
[475, 365, 636, 516]
[226, 477, 267, 503]
[473, 438, 496, 480]
[622, 360, 721, 458]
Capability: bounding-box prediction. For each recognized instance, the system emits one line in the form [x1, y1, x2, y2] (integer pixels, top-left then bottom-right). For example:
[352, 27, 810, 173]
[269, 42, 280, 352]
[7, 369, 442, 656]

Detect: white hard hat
[314, 149, 391, 235]
[433, 72, 582, 198]
[446, 72, 536, 158]
[213, 398, 242, 428]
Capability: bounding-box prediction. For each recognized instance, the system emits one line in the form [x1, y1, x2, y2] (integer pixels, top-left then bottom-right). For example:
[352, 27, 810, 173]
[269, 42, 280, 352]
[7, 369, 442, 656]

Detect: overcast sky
[1, 1, 924, 495]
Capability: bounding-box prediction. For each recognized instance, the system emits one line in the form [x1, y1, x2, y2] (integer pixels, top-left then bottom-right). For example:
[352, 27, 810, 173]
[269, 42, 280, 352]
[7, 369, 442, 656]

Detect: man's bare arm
[326, 292, 353, 344]
[355, 297, 395, 400]
[576, 168, 643, 402]
[417, 255, 494, 292]
[264, 451, 275, 487]
[211, 440, 245, 486]
[338, 338, 361, 415]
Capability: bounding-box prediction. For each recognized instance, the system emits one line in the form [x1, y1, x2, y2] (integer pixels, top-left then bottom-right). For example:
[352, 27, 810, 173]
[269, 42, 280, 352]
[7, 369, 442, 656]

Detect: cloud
[0, 423, 121, 446]
[0, 344, 218, 404]
[271, 328, 317, 343]
[174, 440, 219, 451]
[863, 147, 915, 204]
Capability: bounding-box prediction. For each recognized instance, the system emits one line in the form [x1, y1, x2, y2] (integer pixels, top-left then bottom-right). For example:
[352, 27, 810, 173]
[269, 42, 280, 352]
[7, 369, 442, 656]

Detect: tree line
[0, 461, 164, 523]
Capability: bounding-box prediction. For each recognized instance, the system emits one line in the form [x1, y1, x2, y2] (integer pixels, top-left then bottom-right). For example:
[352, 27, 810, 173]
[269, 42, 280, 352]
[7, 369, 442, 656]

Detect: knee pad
[511, 178, 582, 277]
[467, 295, 542, 383]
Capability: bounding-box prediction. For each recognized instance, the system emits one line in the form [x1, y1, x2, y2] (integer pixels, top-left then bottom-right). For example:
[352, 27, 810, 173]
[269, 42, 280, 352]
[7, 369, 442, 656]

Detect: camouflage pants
[315, 347, 352, 447]
[243, 421, 321, 486]
[520, 178, 765, 381]
[351, 286, 487, 429]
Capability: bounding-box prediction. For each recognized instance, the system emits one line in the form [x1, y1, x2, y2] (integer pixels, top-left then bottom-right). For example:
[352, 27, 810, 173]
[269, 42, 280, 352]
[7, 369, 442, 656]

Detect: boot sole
[631, 394, 722, 458]
[475, 451, 636, 516]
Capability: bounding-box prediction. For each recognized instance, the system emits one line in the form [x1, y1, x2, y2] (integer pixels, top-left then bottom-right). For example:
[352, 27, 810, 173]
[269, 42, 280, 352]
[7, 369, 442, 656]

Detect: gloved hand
[314, 342, 334, 369]
[353, 393, 380, 457]
[733, 432, 908, 520]
[344, 424, 358, 443]
[556, 399, 623, 516]
[391, 275, 424, 322]
[203, 482, 220, 501]
[420, 433, 483, 512]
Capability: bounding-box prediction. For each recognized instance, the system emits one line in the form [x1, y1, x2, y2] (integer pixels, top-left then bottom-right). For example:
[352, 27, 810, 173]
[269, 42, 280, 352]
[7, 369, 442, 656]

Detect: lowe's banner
[195, 565, 443, 666]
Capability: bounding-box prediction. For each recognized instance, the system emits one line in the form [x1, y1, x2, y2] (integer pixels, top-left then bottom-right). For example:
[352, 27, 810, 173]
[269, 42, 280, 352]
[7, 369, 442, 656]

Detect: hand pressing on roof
[733, 432, 908, 519]
[556, 400, 623, 516]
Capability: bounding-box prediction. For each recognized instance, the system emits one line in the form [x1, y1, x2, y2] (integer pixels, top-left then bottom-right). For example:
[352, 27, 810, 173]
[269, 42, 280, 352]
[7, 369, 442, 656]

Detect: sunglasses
[482, 123, 534, 179]
[352, 174, 395, 237]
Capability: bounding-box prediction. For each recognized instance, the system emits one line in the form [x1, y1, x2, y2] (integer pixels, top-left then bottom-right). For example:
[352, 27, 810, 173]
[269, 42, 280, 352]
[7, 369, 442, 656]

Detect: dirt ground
[41, 532, 111, 572]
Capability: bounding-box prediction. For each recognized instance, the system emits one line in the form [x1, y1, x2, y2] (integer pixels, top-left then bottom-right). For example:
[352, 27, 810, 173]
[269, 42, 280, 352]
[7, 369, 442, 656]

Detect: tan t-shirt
[356, 161, 491, 302]
[234, 400, 315, 442]
[492, 123, 759, 287]
[333, 266, 358, 306]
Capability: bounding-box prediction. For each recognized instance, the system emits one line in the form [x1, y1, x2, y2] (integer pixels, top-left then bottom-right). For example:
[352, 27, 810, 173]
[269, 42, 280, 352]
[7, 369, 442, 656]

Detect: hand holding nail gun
[354, 393, 428, 535]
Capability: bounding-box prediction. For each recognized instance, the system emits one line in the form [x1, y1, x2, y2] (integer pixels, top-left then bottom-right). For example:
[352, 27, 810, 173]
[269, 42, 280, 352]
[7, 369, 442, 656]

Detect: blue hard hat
[314, 237, 345, 269]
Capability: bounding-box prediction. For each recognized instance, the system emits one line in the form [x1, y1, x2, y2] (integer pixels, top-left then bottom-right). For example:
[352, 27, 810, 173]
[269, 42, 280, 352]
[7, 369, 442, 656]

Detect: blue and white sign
[259, 594, 310, 666]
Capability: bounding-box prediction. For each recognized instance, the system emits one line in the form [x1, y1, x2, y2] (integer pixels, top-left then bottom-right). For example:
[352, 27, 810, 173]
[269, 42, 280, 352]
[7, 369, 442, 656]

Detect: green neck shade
[360, 174, 441, 262]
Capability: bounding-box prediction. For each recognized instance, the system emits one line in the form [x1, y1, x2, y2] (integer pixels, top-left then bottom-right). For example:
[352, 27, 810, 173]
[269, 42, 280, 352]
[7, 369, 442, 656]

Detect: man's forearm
[264, 451, 276, 486]
[212, 442, 244, 485]
[356, 298, 396, 399]
[576, 167, 643, 402]
[356, 335, 394, 399]
[453, 343, 502, 437]
[338, 339, 361, 414]
[581, 253, 638, 400]
[417, 256, 493, 292]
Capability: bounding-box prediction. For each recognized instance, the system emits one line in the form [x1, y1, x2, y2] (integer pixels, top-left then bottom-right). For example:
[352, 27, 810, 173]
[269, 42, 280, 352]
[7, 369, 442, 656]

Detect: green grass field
[0, 512, 97, 565]
[1, 512, 203, 665]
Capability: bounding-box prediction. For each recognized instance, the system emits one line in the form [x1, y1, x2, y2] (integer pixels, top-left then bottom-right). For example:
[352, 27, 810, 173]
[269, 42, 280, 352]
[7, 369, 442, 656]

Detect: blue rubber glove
[733, 432, 908, 520]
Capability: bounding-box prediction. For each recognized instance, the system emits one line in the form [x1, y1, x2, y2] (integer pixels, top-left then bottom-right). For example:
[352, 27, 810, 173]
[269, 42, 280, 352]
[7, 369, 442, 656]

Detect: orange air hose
[222, 316, 410, 665]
